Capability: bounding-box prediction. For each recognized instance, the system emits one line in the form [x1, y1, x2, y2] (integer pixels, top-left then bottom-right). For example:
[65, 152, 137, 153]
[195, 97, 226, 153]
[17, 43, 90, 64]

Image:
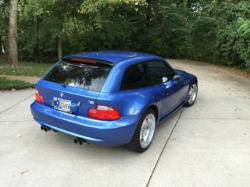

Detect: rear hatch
[36, 57, 113, 117]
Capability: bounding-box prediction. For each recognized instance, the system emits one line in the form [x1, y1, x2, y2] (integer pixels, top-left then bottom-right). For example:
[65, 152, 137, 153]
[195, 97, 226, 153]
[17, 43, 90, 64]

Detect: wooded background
[1, 0, 250, 72]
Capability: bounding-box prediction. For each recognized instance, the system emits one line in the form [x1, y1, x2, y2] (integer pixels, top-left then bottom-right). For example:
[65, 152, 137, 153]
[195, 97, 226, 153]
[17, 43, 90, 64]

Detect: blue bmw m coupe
[30, 51, 198, 153]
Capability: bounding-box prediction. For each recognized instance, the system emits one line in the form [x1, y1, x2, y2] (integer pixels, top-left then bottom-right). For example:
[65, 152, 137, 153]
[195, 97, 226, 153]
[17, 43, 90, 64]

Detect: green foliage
[216, 1, 250, 71]
[2, 0, 249, 72]
[17, 0, 137, 62]
[163, 2, 193, 58]
[189, 16, 218, 62]
[0, 77, 35, 90]
[0, 0, 9, 51]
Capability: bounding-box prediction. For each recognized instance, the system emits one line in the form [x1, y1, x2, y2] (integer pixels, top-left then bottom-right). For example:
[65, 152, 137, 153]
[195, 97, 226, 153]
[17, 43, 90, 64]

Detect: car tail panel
[36, 80, 99, 117]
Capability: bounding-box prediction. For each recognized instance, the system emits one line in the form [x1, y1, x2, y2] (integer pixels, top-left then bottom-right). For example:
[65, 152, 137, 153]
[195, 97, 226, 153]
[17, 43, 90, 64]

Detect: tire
[184, 82, 198, 107]
[127, 108, 156, 153]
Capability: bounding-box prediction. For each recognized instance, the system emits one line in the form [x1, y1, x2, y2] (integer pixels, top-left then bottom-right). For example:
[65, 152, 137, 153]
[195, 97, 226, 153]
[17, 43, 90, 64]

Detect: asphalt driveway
[0, 60, 250, 187]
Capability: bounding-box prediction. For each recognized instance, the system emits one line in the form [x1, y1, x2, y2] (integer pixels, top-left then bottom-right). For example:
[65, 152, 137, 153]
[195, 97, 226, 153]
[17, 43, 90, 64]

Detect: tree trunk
[0, 35, 3, 55]
[57, 37, 63, 60]
[7, 0, 18, 67]
[213, 0, 222, 16]
[34, 16, 39, 63]
[146, 0, 152, 26]
[161, 7, 166, 37]
[153, 0, 158, 27]
[101, 5, 109, 20]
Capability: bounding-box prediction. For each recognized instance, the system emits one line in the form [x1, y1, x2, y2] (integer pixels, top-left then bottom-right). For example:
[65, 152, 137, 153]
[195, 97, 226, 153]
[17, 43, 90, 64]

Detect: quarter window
[120, 63, 153, 91]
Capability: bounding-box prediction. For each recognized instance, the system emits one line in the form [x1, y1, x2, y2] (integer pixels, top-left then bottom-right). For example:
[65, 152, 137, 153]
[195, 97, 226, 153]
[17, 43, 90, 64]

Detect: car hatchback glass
[43, 60, 112, 92]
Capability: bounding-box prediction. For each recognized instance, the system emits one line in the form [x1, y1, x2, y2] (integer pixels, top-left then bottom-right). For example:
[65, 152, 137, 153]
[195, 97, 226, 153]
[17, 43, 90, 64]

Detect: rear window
[43, 60, 112, 92]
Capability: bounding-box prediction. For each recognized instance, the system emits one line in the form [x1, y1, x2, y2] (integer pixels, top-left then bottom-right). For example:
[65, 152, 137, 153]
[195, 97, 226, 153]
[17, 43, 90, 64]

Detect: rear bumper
[30, 101, 139, 146]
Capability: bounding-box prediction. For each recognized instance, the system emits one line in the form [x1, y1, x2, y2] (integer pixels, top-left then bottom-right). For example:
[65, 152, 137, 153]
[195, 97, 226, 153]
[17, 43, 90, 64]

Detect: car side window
[120, 63, 153, 91]
[146, 60, 175, 85]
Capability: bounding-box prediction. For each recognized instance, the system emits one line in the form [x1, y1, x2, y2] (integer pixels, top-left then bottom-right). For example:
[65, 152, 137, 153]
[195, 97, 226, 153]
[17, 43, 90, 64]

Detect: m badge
[88, 100, 95, 105]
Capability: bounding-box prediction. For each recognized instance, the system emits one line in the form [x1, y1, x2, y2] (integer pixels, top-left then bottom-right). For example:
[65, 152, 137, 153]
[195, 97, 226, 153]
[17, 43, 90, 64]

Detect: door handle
[163, 90, 168, 95]
[184, 79, 190, 85]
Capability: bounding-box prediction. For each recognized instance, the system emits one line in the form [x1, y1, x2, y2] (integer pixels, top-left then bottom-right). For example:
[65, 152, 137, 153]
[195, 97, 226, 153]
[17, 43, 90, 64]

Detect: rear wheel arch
[138, 104, 159, 124]
[147, 105, 159, 123]
[127, 107, 156, 153]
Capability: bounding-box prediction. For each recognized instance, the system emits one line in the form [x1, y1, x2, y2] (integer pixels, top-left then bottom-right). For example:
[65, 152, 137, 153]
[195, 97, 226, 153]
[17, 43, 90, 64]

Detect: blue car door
[156, 77, 188, 117]
[146, 60, 186, 118]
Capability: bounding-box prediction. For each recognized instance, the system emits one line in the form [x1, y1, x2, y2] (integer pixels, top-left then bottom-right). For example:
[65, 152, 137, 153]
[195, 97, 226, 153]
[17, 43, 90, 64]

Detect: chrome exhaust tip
[40, 125, 51, 132]
[41, 125, 45, 131]
[74, 138, 79, 144]
[74, 138, 88, 145]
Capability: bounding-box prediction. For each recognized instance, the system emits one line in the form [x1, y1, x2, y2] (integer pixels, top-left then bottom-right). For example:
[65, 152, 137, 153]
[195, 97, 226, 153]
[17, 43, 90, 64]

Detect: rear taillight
[35, 90, 44, 104]
[88, 105, 120, 120]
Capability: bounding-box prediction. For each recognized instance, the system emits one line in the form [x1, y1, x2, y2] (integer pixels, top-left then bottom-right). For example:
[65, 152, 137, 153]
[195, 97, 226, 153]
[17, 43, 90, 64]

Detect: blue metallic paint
[31, 101, 139, 146]
[30, 51, 197, 146]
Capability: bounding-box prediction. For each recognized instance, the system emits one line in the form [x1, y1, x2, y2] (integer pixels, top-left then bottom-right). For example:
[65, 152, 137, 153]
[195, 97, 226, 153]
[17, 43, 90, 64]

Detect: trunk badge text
[88, 100, 95, 105]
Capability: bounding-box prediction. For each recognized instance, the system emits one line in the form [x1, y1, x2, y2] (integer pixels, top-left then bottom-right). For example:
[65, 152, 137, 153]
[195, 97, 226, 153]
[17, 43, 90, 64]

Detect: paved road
[0, 60, 250, 187]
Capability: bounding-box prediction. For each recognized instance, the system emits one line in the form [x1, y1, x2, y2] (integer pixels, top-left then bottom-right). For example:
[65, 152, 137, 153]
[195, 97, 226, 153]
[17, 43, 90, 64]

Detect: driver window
[146, 60, 175, 85]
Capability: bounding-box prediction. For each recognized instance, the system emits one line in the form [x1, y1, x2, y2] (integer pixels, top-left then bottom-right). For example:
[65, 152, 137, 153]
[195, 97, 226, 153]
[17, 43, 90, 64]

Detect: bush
[0, 77, 35, 90]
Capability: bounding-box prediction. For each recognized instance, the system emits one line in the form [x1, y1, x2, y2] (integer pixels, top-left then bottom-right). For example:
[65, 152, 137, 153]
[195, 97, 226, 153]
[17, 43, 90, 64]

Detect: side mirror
[162, 77, 168, 83]
[173, 75, 181, 83]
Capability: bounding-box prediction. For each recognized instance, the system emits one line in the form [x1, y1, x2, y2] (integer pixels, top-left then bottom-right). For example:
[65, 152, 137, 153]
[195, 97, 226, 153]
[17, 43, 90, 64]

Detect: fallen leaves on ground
[20, 170, 28, 174]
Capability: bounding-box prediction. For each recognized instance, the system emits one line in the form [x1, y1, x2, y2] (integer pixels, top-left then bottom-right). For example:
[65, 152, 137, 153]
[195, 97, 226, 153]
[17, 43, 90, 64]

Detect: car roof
[64, 51, 160, 64]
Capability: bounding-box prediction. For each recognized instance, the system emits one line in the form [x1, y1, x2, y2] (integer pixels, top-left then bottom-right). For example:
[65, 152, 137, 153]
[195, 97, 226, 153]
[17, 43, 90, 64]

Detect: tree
[8, 0, 18, 67]
[216, 1, 250, 71]
[0, 35, 3, 54]
[13, 0, 250, 72]
[153, 0, 158, 27]
[19, 0, 88, 61]
[0, 0, 9, 55]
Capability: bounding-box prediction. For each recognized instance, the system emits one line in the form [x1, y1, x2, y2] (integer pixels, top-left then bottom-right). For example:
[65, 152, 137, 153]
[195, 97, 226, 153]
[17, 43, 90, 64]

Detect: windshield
[43, 60, 112, 92]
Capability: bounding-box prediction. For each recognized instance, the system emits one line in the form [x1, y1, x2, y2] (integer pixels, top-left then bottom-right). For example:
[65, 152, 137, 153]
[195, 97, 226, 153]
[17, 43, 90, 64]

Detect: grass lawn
[0, 56, 53, 90]
[0, 58, 53, 77]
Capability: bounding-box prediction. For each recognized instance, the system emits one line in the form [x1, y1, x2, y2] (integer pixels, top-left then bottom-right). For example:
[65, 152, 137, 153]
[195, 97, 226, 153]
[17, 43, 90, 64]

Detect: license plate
[54, 97, 71, 112]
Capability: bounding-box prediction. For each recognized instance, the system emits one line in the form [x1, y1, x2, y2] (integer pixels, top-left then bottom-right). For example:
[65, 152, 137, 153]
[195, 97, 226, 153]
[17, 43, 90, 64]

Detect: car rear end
[30, 56, 138, 146]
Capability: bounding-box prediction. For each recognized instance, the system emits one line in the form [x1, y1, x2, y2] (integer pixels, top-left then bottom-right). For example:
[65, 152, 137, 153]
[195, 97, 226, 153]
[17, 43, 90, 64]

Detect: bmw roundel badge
[60, 92, 64, 98]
